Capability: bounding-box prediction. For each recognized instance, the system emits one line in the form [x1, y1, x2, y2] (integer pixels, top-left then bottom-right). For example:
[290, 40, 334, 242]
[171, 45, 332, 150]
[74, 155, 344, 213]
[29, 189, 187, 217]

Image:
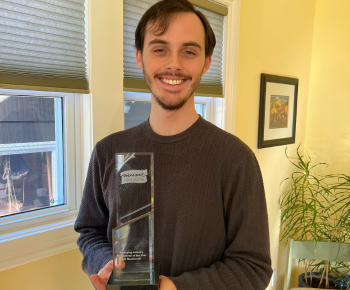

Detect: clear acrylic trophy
[107, 153, 158, 289]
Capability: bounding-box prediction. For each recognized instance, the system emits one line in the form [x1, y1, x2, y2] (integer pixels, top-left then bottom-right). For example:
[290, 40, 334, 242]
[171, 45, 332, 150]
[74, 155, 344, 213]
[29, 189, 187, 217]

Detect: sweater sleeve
[74, 143, 113, 276]
[169, 151, 272, 290]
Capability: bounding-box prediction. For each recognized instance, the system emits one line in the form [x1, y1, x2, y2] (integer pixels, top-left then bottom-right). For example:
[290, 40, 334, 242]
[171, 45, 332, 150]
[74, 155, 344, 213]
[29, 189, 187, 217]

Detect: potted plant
[279, 145, 350, 289]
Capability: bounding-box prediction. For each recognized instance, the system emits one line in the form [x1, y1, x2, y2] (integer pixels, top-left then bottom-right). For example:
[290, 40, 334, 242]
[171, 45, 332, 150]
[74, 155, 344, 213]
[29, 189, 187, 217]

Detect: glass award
[107, 153, 158, 289]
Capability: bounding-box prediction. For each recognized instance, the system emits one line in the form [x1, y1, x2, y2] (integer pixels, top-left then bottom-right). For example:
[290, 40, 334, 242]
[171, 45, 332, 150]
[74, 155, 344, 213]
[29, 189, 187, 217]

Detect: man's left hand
[159, 275, 177, 290]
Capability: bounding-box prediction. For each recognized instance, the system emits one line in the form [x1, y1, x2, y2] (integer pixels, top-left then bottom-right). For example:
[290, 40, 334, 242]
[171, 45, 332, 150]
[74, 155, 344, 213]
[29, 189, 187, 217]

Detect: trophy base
[106, 284, 158, 290]
[106, 270, 159, 290]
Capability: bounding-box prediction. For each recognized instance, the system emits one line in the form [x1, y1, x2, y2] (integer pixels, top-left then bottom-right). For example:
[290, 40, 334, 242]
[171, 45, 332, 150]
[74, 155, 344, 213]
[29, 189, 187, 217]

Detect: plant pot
[334, 277, 350, 290]
[298, 272, 336, 289]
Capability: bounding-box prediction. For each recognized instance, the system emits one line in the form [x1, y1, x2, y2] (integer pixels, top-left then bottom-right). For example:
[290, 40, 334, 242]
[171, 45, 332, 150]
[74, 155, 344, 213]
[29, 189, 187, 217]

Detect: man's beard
[142, 65, 203, 111]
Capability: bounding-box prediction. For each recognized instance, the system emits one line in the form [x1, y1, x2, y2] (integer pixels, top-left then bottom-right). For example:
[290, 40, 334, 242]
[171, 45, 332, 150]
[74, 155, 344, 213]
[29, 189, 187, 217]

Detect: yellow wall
[89, 0, 124, 145]
[235, 0, 316, 289]
[290, 2, 350, 284]
[305, 0, 350, 176]
[0, 249, 94, 290]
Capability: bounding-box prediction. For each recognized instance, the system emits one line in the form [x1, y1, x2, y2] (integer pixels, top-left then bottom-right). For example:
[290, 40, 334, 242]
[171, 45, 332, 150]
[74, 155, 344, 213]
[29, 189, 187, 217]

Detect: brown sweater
[74, 116, 272, 290]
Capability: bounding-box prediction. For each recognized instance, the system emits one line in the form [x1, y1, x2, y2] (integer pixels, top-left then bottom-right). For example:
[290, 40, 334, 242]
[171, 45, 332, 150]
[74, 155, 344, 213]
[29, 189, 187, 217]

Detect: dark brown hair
[135, 0, 216, 57]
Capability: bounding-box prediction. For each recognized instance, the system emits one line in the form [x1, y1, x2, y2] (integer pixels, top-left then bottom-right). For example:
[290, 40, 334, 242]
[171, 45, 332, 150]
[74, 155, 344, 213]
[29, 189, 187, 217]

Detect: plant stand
[284, 239, 350, 290]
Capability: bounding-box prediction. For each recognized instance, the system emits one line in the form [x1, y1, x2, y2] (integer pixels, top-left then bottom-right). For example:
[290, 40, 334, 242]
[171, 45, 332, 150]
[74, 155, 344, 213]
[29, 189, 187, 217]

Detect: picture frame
[258, 73, 298, 149]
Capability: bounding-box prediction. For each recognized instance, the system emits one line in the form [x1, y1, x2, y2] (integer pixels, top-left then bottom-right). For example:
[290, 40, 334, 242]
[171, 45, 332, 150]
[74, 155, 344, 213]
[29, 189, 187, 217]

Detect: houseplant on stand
[279, 145, 350, 289]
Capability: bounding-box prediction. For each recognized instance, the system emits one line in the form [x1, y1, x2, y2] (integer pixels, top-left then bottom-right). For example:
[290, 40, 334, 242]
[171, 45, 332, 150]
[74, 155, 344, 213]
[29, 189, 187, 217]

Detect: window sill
[0, 216, 79, 271]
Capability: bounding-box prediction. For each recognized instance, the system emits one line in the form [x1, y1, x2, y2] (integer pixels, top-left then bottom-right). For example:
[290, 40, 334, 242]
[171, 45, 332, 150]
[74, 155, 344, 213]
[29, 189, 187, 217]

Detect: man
[74, 0, 272, 289]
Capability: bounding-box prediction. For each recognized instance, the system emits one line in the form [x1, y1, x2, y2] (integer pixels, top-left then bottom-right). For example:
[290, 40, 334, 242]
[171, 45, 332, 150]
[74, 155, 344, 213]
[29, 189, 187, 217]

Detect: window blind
[0, 0, 89, 94]
[123, 0, 227, 98]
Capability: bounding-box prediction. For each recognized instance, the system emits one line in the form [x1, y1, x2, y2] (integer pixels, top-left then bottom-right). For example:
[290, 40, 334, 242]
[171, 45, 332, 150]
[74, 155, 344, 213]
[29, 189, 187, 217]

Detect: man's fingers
[115, 257, 126, 269]
[90, 274, 108, 290]
[97, 261, 113, 279]
[159, 275, 177, 290]
[97, 258, 126, 281]
[92, 258, 126, 290]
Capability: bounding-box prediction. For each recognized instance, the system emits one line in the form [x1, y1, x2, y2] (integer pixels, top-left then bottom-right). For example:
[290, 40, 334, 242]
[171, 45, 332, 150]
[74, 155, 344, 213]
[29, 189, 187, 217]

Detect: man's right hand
[90, 258, 125, 290]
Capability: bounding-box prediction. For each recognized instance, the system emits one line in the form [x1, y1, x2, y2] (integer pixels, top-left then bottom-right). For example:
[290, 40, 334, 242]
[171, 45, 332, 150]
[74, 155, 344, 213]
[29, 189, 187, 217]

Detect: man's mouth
[159, 78, 185, 85]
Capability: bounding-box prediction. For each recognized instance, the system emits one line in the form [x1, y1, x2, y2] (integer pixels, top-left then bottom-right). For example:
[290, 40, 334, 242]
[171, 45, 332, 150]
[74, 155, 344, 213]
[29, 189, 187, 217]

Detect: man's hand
[90, 261, 176, 290]
[159, 275, 177, 290]
[90, 258, 125, 290]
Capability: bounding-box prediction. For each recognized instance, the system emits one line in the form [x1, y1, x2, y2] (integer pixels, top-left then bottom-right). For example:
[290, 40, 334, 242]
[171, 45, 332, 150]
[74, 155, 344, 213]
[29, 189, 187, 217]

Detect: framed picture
[258, 73, 298, 148]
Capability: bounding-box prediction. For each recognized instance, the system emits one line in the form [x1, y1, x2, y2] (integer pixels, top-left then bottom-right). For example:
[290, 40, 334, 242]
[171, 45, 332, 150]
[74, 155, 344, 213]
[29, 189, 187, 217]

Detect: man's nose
[165, 53, 183, 71]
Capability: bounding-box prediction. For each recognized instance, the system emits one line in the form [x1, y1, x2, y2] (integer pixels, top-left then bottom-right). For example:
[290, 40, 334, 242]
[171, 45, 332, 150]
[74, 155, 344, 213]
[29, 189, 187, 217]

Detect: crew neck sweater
[74, 116, 272, 290]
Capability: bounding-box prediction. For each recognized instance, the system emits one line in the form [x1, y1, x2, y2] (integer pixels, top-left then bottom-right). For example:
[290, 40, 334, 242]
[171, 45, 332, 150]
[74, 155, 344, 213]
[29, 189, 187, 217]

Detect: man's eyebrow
[148, 39, 168, 46]
[183, 42, 202, 50]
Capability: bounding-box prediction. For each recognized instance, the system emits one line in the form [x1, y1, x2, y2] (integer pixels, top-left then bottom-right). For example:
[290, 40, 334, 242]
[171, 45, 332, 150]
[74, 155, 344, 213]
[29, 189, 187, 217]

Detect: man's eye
[154, 49, 165, 53]
[184, 51, 195, 55]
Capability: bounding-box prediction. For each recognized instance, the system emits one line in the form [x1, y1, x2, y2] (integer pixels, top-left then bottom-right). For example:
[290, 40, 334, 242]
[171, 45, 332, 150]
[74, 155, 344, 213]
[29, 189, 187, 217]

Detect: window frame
[0, 88, 89, 271]
[0, 90, 77, 230]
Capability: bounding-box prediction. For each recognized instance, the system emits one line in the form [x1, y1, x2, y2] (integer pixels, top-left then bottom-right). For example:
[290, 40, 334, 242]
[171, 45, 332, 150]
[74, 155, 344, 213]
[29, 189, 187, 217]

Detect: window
[124, 92, 225, 130]
[0, 0, 89, 270]
[0, 89, 88, 272]
[0, 90, 81, 232]
[0, 90, 86, 275]
[0, 95, 64, 218]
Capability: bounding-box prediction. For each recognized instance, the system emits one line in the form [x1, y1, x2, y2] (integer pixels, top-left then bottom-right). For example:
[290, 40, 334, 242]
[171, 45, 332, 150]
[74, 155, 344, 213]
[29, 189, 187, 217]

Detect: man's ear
[202, 55, 212, 75]
[136, 50, 143, 70]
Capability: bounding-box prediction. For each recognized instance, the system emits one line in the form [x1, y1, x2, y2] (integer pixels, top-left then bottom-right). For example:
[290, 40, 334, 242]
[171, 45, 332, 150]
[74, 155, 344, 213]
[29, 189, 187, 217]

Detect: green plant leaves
[279, 145, 350, 243]
[280, 145, 350, 281]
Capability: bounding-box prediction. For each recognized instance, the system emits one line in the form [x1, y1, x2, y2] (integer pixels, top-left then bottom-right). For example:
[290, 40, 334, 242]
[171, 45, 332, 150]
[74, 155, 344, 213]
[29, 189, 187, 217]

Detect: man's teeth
[160, 78, 184, 85]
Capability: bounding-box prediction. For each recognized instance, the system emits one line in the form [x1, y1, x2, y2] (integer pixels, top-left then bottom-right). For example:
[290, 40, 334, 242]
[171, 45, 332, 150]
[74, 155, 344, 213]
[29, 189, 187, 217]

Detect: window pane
[124, 101, 151, 130]
[124, 100, 207, 130]
[195, 104, 206, 118]
[0, 96, 56, 144]
[0, 96, 64, 218]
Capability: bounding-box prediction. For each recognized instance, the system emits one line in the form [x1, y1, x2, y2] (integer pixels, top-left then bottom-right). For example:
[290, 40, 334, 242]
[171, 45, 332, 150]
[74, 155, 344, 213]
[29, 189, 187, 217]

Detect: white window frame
[0, 88, 90, 271]
[218, 0, 241, 135]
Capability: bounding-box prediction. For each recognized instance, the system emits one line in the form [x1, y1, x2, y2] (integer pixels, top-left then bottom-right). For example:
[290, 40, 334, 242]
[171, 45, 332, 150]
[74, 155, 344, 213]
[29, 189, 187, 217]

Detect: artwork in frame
[258, 73, 299, 149]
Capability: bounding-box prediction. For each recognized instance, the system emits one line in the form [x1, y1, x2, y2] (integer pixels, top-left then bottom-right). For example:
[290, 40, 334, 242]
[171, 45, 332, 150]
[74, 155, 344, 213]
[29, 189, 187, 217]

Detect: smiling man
[75, 1, 272, 290]
[136, 12, 211, 113]
[134, 2, 213, 137]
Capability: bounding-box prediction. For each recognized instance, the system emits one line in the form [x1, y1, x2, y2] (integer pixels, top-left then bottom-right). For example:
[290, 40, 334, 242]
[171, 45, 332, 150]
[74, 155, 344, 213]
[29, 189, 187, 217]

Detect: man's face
[136, 12, 211, 111]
